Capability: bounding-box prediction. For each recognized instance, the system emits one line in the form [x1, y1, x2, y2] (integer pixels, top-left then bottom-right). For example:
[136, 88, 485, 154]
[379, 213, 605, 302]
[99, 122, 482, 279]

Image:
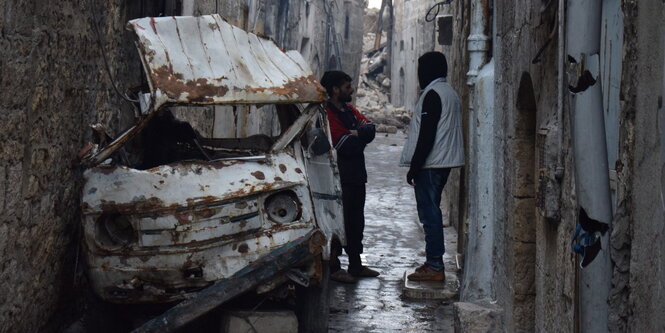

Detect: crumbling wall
[0, 1, 147, 331]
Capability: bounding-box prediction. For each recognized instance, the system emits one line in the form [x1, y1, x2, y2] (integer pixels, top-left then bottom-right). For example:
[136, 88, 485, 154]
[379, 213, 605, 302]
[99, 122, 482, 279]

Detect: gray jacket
[400, 78, 465, 168]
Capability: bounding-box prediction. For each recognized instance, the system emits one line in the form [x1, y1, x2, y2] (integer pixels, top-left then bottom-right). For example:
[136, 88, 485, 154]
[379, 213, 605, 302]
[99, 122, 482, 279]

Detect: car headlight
[95, 214, 136, 249]
[264, 190, 301, 224]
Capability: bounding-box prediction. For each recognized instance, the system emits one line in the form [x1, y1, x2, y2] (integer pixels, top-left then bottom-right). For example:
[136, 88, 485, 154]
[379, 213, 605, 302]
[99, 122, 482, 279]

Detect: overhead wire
[88, 0, 139, 104]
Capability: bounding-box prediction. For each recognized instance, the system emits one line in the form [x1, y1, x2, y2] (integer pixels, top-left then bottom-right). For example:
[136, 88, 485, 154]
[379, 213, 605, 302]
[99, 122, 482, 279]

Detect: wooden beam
[373, 0, 388, 50]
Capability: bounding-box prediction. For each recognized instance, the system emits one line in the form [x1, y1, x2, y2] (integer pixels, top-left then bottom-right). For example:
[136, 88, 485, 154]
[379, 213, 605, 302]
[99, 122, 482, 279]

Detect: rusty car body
[80, 14, 344, 305]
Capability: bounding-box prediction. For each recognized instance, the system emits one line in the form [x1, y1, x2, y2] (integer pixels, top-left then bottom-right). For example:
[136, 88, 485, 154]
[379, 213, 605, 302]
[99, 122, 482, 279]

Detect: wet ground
[328, 132, 458, 332]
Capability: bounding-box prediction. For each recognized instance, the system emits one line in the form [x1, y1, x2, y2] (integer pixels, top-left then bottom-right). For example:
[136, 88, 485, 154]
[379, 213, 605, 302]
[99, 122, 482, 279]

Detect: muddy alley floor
[328, 132, 458, 332]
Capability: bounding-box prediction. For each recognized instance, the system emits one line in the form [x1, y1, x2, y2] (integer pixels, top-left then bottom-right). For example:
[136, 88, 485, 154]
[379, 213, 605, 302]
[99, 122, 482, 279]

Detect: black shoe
[348, 266, 380, 278]
[330, 270, 358, 284]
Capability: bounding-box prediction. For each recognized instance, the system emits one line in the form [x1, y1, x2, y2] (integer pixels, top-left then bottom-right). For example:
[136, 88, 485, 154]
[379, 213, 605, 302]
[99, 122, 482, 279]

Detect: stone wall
[495, 0, 665, 331]
[493, 1, 581, 331]
[388, 0, 665, 332]
[0, 1, 150, 331]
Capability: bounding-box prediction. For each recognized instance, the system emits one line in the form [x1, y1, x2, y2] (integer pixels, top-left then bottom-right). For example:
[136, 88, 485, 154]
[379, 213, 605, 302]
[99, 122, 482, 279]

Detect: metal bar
[132, 229, 326, 333]
[81, 113, 156, 168]
[270, 103, 320, 152]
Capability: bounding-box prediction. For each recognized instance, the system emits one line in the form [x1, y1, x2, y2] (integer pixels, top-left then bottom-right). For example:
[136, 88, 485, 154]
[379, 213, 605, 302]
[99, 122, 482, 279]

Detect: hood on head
[418, 52, 448, 89]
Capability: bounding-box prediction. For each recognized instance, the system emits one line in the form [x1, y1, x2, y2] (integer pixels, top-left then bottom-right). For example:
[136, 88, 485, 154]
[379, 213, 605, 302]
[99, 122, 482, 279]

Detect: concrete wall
[0, 1, 364, 331]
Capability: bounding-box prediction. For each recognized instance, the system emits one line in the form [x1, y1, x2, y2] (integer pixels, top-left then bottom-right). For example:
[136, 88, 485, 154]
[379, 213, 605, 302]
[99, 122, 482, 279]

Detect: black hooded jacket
[410, 52, 448, 173]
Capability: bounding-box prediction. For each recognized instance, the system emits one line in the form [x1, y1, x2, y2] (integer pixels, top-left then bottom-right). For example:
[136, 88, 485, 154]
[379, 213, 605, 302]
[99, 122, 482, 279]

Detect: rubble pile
[354, 9, 410, 134]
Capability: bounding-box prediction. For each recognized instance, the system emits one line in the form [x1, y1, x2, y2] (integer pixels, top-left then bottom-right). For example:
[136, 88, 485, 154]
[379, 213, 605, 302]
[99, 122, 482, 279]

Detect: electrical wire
[425, 0, 454, 22]
[88, 0, 139, 104]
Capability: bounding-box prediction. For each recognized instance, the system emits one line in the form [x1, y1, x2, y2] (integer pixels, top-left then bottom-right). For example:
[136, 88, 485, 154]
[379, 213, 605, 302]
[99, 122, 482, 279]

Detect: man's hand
[407, 168, 418, 186]
[349, 130, 359, 136]
[357, 124, 376, 143]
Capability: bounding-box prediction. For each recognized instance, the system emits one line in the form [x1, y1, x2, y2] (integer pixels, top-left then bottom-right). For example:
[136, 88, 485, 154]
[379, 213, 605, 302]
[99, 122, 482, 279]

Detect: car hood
[81, 152, 307, 215]
[128, 14, 326, 111]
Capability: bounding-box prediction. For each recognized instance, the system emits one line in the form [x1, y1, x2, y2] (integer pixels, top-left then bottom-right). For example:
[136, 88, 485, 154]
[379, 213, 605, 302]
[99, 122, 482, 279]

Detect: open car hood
[81, 15, 325, 167]
[129, 14, 326, 110]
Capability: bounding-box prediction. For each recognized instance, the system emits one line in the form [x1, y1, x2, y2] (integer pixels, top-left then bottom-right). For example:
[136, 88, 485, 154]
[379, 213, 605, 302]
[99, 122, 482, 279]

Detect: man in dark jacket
[400, 52, 464, 282]
[321, 70, 380, 283]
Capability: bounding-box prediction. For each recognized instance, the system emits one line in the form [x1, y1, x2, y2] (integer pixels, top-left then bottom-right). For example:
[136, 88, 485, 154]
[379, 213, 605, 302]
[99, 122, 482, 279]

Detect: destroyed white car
[79, 14, 343, 331]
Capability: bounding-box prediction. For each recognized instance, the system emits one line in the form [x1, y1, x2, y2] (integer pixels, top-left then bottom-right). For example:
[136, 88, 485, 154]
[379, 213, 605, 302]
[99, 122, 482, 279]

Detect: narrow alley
[2, 1, 665, 332]
[329, 133, 457, 332]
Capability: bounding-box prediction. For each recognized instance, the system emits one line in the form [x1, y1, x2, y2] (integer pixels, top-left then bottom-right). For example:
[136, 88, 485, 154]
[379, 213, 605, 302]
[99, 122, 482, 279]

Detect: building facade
[389, 0, 665, 331]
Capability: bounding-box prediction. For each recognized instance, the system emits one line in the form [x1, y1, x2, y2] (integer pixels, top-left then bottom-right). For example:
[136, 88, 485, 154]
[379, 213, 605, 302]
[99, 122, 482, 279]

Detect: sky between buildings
[368, 0, 381, 9]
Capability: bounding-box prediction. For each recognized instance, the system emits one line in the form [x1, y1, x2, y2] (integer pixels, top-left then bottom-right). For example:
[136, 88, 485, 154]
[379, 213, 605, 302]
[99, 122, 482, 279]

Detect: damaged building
[387, 0, 665, 331]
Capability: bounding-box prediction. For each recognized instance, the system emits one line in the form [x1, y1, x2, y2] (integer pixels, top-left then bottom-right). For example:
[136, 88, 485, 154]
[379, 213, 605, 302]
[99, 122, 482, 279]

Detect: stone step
[453, 301, 504, 332]
[220, 310, 298, 333]
[401, 269, 460, 300]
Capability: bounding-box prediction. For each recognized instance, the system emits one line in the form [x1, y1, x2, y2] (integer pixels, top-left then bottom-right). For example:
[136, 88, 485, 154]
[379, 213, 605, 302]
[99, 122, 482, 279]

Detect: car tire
[295, 259, 330, 333]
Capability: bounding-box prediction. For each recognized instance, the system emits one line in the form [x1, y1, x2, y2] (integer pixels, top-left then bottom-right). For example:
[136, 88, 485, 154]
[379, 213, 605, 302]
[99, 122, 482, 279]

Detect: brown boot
[407, 264, 445, 282]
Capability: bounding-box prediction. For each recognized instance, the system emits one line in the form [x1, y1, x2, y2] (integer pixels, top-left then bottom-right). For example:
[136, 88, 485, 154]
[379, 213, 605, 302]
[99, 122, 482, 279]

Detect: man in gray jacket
[400, 51, 464, 281]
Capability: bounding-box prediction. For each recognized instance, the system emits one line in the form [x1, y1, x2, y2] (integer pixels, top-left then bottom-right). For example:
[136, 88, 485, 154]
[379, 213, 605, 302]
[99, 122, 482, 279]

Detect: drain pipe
[461, 0, 493, 301]
[466, 0, 490, 86]
[566, 1, 613, 332]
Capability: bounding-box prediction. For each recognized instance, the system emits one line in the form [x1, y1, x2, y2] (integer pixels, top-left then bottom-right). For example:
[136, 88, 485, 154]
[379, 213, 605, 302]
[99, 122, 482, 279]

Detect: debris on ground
[355, 8, 410, 134]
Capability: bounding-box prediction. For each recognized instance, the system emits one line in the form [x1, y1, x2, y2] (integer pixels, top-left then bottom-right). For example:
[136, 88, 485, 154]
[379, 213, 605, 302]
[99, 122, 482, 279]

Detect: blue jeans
[414, 168, 451, 271]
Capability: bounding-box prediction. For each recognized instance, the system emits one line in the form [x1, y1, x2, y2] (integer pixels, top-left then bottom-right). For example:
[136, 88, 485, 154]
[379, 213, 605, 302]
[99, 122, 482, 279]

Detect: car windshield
[136, 104, 303, 169]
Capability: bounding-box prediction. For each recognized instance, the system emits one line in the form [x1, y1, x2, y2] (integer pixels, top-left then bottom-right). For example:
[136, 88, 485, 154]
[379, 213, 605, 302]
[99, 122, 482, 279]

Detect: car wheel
[295, 259, 330, 333]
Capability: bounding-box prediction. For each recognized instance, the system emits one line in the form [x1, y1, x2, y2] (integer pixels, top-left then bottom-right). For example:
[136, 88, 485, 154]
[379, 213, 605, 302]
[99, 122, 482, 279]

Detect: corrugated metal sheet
[127, 14, 326, 110]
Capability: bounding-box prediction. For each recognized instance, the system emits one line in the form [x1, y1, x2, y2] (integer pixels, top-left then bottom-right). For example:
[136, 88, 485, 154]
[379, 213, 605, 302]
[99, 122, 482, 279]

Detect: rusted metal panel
[82, 152, 305, 214]
[132, 230, 325, 332]
[127, 14, 326, 110]
[299, 110, 346, 259]
[138, 211, 262, 247]
[87, 227, 316, 304]
[81, 150, 324, 303]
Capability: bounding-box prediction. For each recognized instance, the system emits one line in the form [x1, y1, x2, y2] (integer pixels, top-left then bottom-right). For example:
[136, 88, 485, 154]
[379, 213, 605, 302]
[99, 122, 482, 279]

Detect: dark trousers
[331, 183, 366, 272]
[414, 168, 451, 271]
